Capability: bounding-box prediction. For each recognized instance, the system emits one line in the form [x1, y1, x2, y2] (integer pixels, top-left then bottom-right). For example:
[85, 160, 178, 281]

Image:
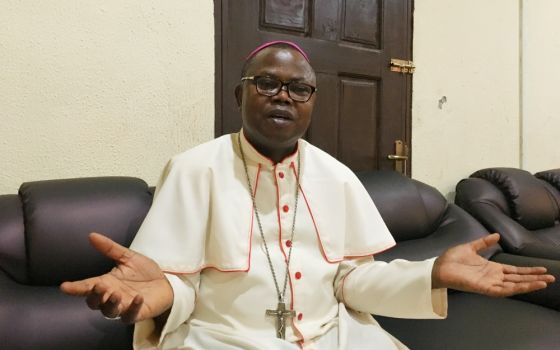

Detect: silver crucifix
[266, 302, 296, 339]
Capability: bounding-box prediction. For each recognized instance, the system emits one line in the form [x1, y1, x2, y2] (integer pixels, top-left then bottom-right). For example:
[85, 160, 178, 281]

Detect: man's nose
[273, 84, 292, 103]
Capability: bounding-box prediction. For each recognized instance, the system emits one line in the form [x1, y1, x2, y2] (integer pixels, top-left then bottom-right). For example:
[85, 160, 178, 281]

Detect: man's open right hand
[60, 232, 173, 324]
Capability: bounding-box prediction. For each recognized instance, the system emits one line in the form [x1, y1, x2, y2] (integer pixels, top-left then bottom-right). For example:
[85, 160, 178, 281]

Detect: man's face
[237, 47, 316, 156]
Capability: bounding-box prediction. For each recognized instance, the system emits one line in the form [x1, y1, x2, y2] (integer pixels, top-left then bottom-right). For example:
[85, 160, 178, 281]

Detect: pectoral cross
[266, 302, 296, 339]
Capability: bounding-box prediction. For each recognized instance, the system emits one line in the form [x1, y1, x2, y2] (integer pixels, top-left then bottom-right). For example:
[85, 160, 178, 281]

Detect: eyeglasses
[241, 76, 317, 102]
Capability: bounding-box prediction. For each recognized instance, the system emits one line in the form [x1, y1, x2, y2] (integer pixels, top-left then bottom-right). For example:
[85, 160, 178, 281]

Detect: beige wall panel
[411, 0, 520, 198]
[0, 1, 215, 193]
[522, 0, 560, 173]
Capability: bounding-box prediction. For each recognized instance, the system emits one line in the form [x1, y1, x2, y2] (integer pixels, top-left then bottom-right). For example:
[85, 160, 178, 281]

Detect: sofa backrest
[469, 168, 559, 230]
[535, 169, 560, 209]
[357, 170, 497, 261]
[0, 177, 153, 285]
[357, 170, 447, 241]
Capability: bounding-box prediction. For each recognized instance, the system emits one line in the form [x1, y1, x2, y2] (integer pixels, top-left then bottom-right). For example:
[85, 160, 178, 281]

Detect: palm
[433, 234, 554, 297]
[61, 233, 173, 323]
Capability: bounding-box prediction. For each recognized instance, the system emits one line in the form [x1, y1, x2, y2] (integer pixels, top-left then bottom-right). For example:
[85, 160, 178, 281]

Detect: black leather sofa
[358, 170, 560, 349]
[1, 173, 560, 350]
[0, 177, 153, 350]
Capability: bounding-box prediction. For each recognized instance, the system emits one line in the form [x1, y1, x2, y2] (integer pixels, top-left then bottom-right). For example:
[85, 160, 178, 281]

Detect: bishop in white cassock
[129, 131, 446, 349]
[61, 41, 554, 350]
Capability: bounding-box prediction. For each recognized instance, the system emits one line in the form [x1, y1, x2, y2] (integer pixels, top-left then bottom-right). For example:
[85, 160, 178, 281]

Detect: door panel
[262, 0, 308, 32]
[339, 77, 379, 170]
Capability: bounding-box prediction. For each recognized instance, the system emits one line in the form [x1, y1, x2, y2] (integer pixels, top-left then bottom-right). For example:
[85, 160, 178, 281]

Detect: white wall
[411, 0, 521, 198]
[412, 0, 560, 197]
[521, 0, 560, 172]
[0, 1, 215, 194]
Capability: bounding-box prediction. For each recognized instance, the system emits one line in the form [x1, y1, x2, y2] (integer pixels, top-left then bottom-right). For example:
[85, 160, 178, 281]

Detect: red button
[297, 313, 303, 321]
[295, 272, 302, 279]
[286, 240, 292, 248]
[283, 205, 289, 213]
[278, 172, 285, 178]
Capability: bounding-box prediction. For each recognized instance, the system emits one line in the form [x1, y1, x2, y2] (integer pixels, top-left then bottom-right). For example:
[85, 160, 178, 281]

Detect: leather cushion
[377, 292, 560, 350]
[357, 171, 448, 241]
[0, 195, 27, 283]
[471, 168, 557, 230]
[535, 169, 560, 213]
[536, 168, 560, 190]
[19, 177, 152, 285]
[0, 271, 133, 350]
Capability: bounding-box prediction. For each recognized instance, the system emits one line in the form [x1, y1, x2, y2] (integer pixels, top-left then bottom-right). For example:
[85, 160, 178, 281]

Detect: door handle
[387, 140, 409, 174]
[387, 155, 408, 160]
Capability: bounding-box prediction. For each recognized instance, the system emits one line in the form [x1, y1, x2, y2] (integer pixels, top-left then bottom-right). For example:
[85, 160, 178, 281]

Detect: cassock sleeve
[334, 256, 447, 319]
[133, 273, 200, 350]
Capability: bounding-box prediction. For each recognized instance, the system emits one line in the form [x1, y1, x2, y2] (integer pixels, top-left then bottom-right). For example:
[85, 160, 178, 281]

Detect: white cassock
[130, 131, 447, 350]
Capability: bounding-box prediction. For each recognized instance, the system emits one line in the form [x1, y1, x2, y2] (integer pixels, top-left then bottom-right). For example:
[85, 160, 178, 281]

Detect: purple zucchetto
[245, 40, 310, 62]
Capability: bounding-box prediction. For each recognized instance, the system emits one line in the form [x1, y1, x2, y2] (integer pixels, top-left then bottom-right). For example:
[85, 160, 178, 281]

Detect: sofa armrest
[0, 270, 133, 350]
[491, 252, 560, 310]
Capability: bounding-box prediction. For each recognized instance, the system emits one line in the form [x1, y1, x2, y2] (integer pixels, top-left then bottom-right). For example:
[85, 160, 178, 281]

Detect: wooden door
[215, 0, 413, 173]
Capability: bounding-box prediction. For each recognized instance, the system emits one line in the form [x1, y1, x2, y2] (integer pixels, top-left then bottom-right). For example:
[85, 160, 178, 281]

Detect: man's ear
[234, 84, 242, 108]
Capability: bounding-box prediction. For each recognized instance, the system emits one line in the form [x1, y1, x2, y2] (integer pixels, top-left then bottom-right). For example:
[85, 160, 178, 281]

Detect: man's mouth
[267, 110, 294, 122]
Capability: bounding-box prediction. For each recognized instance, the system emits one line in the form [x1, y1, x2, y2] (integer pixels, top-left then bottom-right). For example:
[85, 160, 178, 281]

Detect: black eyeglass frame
[241, 75, 318, 102]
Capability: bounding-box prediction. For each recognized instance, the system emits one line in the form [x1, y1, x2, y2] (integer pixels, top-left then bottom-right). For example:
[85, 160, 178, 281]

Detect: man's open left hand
[432, 233, 555, 297]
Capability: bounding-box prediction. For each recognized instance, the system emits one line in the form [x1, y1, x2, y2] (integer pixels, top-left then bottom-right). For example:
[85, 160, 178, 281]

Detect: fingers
[85, 283, 121, 317]
[60, 278, 99, 296]
[470, 233, 500, 252]
[121, 294, 144, 324]
[99, 292, 144, 324]
[76, 279, 142, 322]
[502, 264, 549, 275]
[503, 272, 555, 283]
[490, 280, 549, 297]
[101, 293, 123, 319]
[502, 265, 555, 283]
[89, 232, 135, 264]
[486, 263, 555, 297]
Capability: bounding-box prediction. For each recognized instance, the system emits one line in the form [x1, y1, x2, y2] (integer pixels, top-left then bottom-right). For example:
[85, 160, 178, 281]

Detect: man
[61, 41, 554, 349]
